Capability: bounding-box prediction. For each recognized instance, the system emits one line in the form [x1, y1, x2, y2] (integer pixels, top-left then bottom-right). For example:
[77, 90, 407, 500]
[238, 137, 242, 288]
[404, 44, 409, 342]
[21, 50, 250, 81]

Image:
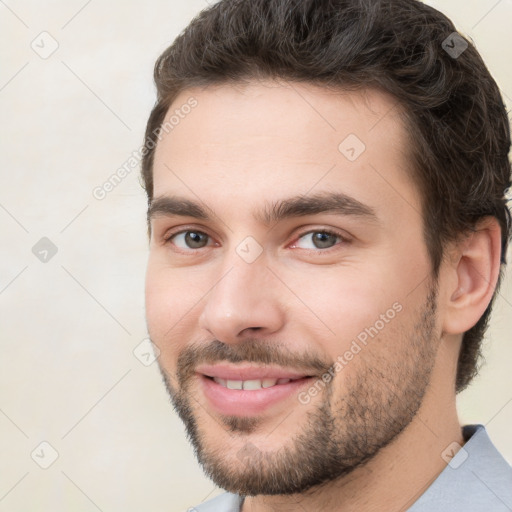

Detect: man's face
[145, 81, 443, 495]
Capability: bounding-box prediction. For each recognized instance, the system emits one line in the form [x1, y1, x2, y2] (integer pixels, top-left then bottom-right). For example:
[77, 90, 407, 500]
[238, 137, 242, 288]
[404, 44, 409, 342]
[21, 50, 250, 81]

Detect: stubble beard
[159, 284, 439, 497]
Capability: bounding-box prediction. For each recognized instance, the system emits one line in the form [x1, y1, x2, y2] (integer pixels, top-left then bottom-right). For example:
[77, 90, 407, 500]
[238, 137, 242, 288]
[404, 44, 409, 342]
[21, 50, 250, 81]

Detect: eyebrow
[147, 191, 378, 227]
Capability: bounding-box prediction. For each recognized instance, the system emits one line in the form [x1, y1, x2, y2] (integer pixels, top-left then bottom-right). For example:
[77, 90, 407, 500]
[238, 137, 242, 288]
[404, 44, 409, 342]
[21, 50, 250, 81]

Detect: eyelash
[162, 227, 348, 254]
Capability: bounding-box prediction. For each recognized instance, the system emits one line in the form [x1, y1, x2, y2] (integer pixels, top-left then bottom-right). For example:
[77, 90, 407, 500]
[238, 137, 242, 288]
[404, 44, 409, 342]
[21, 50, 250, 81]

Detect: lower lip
[199, 374, 314, 416]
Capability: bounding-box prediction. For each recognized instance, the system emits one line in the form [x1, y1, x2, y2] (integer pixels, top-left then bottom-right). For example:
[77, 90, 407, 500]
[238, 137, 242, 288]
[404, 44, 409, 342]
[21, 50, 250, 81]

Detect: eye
[166, 230, 213, 250]
[293, 230, 344, 250]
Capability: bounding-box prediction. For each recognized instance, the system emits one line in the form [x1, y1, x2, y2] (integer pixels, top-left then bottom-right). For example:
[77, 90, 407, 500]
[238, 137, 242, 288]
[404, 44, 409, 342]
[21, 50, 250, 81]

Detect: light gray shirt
[190, 425, 512, 511]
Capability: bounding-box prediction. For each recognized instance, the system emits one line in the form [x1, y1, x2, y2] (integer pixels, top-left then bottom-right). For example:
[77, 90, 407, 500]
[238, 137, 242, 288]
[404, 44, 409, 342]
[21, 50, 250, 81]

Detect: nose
[198, 255, 286, 344]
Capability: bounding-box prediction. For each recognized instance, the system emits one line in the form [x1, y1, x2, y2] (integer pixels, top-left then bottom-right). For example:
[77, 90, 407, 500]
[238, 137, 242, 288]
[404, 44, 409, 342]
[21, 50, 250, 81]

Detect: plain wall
[1, 1, 511, 510]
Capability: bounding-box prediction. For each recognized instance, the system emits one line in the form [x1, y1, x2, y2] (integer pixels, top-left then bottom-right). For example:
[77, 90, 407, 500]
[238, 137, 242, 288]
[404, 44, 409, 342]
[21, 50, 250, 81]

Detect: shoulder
[409, 424, 512, 511]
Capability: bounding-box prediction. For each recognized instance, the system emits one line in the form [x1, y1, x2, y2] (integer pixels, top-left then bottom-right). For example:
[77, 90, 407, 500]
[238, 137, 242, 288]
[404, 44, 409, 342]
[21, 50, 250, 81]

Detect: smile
[210, 376, 303, 390]
[196, 364, 316, 416]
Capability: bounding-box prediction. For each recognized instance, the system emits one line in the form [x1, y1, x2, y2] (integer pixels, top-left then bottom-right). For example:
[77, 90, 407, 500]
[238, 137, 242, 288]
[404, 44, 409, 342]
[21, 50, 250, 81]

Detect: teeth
[213, 377, 227, 387]
[243, 379, 265, 390]
[212, 377, 295, 390]
[226, 380, 243, 390]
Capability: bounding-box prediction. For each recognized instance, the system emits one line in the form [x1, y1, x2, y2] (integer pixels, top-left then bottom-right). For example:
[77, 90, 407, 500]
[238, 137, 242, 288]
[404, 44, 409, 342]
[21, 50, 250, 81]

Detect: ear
[442, 217, 502, 335]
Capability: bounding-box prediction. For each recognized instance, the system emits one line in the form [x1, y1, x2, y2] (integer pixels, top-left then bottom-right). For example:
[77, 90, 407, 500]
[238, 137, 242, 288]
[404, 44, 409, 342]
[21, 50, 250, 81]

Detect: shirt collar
[409, 424, 512, 511]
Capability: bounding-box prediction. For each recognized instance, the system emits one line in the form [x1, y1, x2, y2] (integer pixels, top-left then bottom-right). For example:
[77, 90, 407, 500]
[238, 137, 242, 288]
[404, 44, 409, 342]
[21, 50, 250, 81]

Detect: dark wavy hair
[141, 0, 511, 392]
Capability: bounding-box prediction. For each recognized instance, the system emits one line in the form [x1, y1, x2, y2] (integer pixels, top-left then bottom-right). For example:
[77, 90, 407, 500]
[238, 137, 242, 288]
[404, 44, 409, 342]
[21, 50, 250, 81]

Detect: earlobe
[443, 217, 502, 335]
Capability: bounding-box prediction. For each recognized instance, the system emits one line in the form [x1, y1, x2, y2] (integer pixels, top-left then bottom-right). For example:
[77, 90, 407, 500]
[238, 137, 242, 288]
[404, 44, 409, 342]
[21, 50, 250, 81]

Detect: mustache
[176, 339, 332, 386]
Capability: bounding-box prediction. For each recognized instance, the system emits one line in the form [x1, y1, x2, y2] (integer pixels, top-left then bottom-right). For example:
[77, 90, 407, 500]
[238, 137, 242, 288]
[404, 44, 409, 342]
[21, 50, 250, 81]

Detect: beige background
[0, 1, 511, 511]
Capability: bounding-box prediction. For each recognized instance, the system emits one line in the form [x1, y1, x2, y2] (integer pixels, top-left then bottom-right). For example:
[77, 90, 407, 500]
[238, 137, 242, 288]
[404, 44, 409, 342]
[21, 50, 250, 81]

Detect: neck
[241, 342, 463, 512]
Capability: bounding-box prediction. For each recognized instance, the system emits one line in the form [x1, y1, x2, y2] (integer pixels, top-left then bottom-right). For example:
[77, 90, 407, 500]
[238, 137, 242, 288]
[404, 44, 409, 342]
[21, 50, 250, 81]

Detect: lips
[196, 363, 312, 381]
[196, 363, 316, 416]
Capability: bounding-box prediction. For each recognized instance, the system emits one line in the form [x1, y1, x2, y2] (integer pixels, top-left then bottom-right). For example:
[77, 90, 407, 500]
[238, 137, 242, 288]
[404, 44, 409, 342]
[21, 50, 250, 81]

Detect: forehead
[151, 80, 420, 222]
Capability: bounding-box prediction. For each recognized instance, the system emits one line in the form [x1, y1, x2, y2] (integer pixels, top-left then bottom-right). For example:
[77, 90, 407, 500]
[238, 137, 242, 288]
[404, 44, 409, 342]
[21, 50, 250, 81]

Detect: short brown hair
[141, 0, 511, 392]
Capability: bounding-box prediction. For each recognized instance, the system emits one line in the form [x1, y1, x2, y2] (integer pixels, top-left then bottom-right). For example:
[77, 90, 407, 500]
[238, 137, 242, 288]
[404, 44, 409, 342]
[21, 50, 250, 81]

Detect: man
[142, 0, 512, 510]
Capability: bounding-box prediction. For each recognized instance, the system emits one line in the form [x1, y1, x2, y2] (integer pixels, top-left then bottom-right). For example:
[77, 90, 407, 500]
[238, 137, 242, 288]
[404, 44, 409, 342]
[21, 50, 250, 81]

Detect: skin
[144, 81, 501, 511]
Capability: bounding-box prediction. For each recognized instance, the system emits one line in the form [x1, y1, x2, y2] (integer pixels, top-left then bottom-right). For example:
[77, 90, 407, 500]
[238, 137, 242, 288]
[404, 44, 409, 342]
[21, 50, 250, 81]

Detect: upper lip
[196, 364, 313, 381]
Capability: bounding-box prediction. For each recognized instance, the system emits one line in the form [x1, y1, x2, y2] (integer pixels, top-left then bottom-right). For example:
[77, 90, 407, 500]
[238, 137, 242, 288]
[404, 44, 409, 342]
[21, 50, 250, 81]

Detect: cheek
[144, 263, 199, 361]
[285, 265, 399, 340]
[145, 263, 169, 335]
[289, 265, 424, 372]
